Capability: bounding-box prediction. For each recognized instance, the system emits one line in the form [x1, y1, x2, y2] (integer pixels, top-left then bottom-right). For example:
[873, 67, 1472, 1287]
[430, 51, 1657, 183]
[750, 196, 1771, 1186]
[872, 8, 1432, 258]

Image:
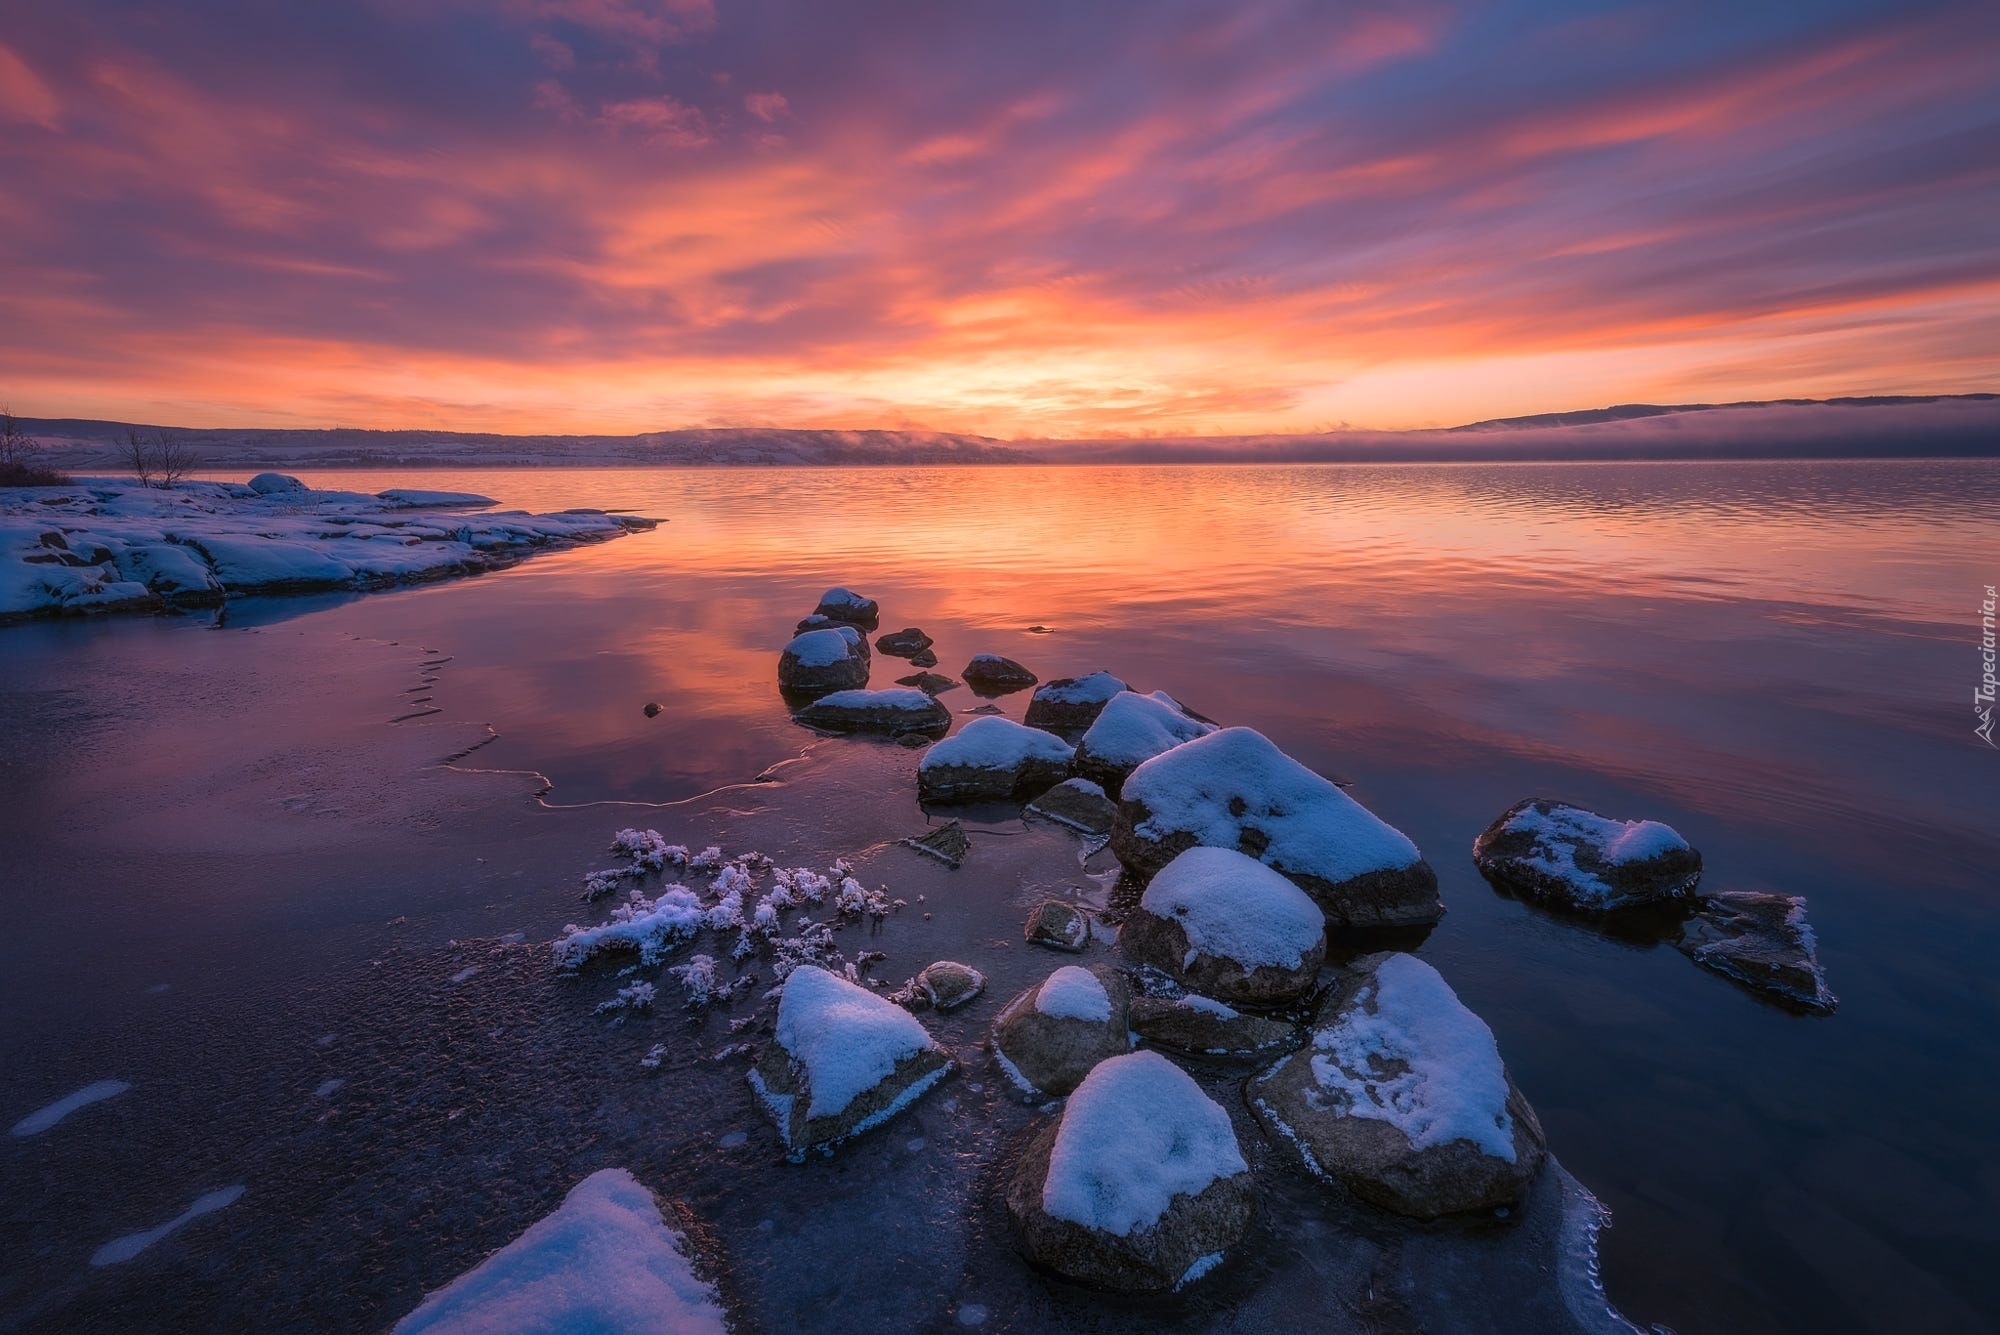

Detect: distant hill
[17, 393, 1999, 468]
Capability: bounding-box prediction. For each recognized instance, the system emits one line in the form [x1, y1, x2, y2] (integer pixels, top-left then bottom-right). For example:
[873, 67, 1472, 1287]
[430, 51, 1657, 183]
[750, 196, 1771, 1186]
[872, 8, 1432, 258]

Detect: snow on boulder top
[810, 687, 936, 712]
[1035, 671, 1126, 705]
[1042, 1051, 1248, 1237]
[1080, 691, 1215, 768]
[1035, 965, 1113, 1022]
[1482, 800, 1694, 910]
[1141, 846, 1326, 970]
[818, 587, 871, 610]
[1503, 803, 1688, 867]
[393, 1168, 726, 1335]
[784, 627, 862, 667]
[375, 489, 498, 508]
[247, 472, 306, 494]
[1309, 954, 1517, 1162]
[1124, 727, 1421, 885]
[920, 716, 1074, 772]
[775, 966, 942, 1120]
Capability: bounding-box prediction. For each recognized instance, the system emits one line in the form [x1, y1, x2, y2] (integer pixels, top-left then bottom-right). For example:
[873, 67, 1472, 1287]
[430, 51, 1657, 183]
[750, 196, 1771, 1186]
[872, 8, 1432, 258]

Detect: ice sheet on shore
[0, 478, 656, 620]
[10, 1079, 131, 1137]
[393, 1168, 726, 1334]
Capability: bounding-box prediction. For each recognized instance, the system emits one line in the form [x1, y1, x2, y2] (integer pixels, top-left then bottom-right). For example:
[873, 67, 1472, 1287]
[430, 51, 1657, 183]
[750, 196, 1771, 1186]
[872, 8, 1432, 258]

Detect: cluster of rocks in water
[565, 586, 1842, 1297]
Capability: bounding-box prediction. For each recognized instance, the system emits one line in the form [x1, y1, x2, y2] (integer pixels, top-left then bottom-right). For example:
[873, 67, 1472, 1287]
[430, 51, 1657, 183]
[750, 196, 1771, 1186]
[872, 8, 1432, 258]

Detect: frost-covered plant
[553, 886, 705, 969]
[582, 867, 630, 900]
[610, 828, 672, 872]
[687, 846, 725, 871]
[594, 980, 658, 1014]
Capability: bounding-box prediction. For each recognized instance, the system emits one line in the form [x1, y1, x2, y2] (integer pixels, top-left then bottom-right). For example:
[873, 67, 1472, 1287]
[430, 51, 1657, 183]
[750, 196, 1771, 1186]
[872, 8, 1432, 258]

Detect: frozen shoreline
[0, 476, 657, 623]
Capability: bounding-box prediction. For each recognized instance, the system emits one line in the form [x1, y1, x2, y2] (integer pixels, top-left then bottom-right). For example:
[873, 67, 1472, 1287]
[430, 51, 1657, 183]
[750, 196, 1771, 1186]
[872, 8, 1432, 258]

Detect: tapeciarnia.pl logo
[1979, 584, 1997, 747]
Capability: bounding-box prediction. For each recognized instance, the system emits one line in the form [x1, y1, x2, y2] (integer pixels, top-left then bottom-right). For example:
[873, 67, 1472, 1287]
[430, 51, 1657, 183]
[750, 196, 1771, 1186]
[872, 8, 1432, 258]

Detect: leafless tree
[0, 406, 39, 468]
[154, 429, 197, 487]
[124, 425, 155, 486]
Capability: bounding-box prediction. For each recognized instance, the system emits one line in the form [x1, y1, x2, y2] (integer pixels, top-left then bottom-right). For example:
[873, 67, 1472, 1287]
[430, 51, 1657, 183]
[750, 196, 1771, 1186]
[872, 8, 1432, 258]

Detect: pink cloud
[744, 91, 789, 123]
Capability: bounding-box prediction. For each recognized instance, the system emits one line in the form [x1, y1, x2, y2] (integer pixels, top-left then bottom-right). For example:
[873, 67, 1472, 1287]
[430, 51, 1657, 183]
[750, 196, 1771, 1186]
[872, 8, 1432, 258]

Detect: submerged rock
[917, 716, 1074, 803]
[1022, 670, 1129, 733]
[794, 687, 950, 736]
[1024, 778, 1118, 836]
[1679, 890, 1837, 1014]
[1112, 728, 1442, 929]
[1074, 690, 1216, 796]
[915, 960, 986, 1011]
[894, 670, 960, 695]
[813, 587, 879, 628]
[1006, 1051, 1253, 1292]
[1250, 952, 1546, 1219]
[876, 627, 934, 658]
[1129, 994, 1298, 1060]
[908, 647, 939, 668]
[1121, 846, 1327, 1004]
[962, 654, 1038, 694]
[778, 626, 870, 694]
[1023, 900, 1089, 952]
[748, 965, 952, 1154]
[992, 964, 1131, 1096]
[1474, 798, 1702, 912]
[901, 819, 970, 868]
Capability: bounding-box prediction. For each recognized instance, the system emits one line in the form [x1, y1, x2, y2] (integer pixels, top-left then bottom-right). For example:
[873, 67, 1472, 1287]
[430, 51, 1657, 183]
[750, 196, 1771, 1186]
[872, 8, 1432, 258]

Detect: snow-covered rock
[1073, 690, 1216, 796]
[247, 472, 306, 495]
[1023, 900, 1089, 952]
[1022, 670, 1129, 733]
[812, 586, 879, 628]
[1250, 953, 1545, 1219]
[749, 966, 952, 1154]
[777, 626, 870, 694]
[1473, 798, 1701, 912]
[992, 964, 1130, 1095]
[393, 1168, 726, 1335]
[1678, 890, 1837, 1014]
[1129, 993, 1298, 1060]
[917, 716, 1074, 803]
[0, 479, 656, 622]
[1112, 728, 1441, 929]
[1122, 846, 1327, 1003]
[875, 626, 933, 657]
[1024, 777, 1118, 836]
[961, 653, 1038, 694]
[1005, 1051, 1252, 1292]
[792, 687, 950, 736]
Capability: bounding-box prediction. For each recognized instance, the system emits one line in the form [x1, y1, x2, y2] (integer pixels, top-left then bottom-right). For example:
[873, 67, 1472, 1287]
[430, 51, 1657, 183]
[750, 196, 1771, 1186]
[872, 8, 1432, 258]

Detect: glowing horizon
[2, 1, 1996, 438]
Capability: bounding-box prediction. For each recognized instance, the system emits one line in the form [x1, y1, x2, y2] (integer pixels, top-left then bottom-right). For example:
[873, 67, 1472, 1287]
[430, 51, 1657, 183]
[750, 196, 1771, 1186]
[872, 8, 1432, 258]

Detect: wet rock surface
[875, 627, 934, 658]
[777, 627, 871, 694]
[811, 587, 879, 628]
[1024, 777, 1118, 836]
[1022, 671, 1130, 733]
[902, 819, 970, 867]
[917, 716, 1075, 803]
[1678, 890, 1837, 1014]
[913, 960, 986, 1011]
[1023, 900, 1090, 952]
[1129, 994, 1299, 1059]
[962, 654, 1039, 694]
[1474, 798, 1701, 913]
[992, 965, 1131, 1095]
[893, 670, 959, 695]
[793, 688, 950, 736]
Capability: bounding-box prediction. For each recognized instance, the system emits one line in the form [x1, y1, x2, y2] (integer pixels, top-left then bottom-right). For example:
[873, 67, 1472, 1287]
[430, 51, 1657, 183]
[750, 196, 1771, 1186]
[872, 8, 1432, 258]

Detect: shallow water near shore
[3, 460, 1998, 1333]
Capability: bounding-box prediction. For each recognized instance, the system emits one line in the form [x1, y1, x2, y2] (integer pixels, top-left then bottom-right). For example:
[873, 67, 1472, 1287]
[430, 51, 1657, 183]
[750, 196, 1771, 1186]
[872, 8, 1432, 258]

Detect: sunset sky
[2, 0, 1996, 437]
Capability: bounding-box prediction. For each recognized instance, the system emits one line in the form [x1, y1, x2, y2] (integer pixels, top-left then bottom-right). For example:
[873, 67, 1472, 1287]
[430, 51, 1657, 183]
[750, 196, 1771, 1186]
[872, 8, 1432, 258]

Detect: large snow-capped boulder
[961, 654, 1037, 694]
[748, 965, 952, 1154]
[1121, 846, 1327, 1004]
[917, 716, 1074, 803]
[992, 964, 1130, 1096]
[1129, 993, 1298, 1060]
[179, 533, 355, 592]
[247, 472, 307, 495]
[1023, 670, 1129, 733]
[793, 687, 950, 736]
[1006, 1051, 1253, 1292]
[113, 543, 225, 606]
[778, 626, 870, 694]
[1249, 953, 1545, 1219]
[1112, 728, 1441, 929]
[1074, 690, 1216, 796]
[813, 586, 879, 628]
[393, 1168, 726, 1334]
[1678, 890, 1836, 1014]
[1024, 777, 1118, 836]
[1473, 798, 1701, 912]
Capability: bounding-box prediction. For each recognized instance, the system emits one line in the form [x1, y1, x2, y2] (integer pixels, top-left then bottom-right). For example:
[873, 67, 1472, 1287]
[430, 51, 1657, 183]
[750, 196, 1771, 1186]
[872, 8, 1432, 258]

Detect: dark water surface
[3, 461, 1997, 1333]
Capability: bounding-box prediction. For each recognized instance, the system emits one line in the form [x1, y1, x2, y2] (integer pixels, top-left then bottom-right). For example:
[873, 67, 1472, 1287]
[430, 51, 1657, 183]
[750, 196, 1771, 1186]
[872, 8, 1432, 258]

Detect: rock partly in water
[908, 647, 939, 668]
[962, 654, 1038, 695]
[1250, 952, 1545, 1219]
[1022, 670, 1129, 733]
[1679, 890, 1837, 1014]
[876, 627, 934, 658]
[894, 670, 960, 695]
[1112, 728, 1442, 929]
[992, 964, 1132, 1096]
[1121, 846, 1328, 1004]
[914, 960, 987, 1011]
[1129, 994, 1299, 1060]
[1024, 900, 1090, 952]
[812, 587, 879, 628]
[748, 965, 952, 1154]
[1006, 1051, 1253, 1292]
[777, 626, 871, 694]
[1074, 690, 1216, 797]
[794, 688, 951, 736]
[917, 716, 1075, 803]
[1473, 798, 1701, 912]
[1024, 778, 1118, 837]
[901, 819, 970, 868]
[643, 701, 662, 718]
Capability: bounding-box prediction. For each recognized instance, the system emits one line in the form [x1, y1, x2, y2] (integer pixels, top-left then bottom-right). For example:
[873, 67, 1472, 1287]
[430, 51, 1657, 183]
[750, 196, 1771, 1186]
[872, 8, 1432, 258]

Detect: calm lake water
[4, 460, 1997, 1332]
